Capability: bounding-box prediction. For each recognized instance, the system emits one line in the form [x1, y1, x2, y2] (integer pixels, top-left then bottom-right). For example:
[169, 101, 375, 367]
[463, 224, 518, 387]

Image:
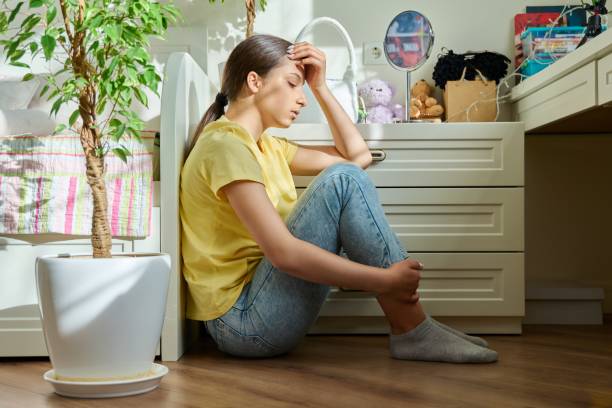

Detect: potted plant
[0, 0, 180, 396]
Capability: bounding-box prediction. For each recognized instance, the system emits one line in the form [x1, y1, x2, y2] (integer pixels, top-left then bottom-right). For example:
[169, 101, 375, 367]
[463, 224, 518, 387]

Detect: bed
[159, 52, 217, 361]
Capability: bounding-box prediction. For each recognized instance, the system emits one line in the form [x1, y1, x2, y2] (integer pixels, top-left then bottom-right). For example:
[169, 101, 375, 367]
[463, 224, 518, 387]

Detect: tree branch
[58, 0, 74, 45]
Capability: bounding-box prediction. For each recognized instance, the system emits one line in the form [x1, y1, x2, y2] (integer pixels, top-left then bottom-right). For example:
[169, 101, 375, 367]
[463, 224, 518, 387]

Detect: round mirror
[383, 10, 435, 121]
[384, 10, 434, 70]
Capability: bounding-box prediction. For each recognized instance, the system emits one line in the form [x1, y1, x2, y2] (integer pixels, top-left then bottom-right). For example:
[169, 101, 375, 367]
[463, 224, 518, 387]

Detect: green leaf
[29, 42, 38, 54]
[75, 77, 88, 88]
[39, 84, 49, 98]
[69, 110, 80, 127]
[22, 73, 34, 81]
[112, 123, 126, 141]
[10, 49, 25, 62]
[9, 61, 29, 68]
[96, 98, 107, 115]
[143, 69, 156, 87]
[29, 0, 44, 8]
[8, 2, 24, 25]
[46, 5, 57, 25]
[20, 13, 36, 29]
[112, 147, 129, 163]
[53, 123, 67, 135]
[50, 97, 63, 117]
[126, 46, 149, 63]
[134, 87, 148, 106]
[0, 12, 8, 34]
[41, 34, 56, 61]
[104, 24, 120, 43]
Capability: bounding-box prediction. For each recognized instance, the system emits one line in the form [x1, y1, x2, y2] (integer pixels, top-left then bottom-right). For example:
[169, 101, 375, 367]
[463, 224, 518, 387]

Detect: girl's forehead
[275, 58, 305, 79]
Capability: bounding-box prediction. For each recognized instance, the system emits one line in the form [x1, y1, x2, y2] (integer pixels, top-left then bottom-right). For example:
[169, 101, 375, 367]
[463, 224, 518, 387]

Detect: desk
[510, 30, 612, 322]
[511, 29, 612, 133]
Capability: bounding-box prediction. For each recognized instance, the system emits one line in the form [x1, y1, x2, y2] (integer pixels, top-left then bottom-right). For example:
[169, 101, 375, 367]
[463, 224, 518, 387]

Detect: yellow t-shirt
[179, 115, 299, 321]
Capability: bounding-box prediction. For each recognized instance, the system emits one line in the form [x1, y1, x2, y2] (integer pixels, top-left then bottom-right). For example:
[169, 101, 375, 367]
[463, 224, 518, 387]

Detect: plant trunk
[80, 125, 112, 258]
[70, 0, 112, 258]
[245, 0, 255, 37]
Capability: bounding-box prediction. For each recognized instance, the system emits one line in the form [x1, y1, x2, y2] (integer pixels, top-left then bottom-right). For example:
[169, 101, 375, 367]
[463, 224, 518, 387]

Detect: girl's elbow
[266, 239, 296, 271]
[356, 151, 373, 169]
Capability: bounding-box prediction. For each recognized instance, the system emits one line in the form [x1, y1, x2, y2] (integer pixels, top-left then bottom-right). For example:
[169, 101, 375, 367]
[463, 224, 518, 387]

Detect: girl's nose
[298, 91, 308, 108]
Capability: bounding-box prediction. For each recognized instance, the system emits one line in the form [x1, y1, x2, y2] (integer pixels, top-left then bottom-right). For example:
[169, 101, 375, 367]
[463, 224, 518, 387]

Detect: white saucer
[43, 363, 168, 398]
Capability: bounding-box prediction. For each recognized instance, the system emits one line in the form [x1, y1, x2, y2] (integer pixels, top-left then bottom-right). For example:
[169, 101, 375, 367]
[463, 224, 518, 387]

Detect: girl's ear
[246, 71, 262, 94]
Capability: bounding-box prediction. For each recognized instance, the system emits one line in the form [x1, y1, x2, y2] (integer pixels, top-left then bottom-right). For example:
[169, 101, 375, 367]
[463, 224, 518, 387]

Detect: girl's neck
[224, 102, 265, 145]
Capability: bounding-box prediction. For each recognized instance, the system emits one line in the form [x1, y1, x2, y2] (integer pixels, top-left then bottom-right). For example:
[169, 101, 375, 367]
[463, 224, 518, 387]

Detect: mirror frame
[383, 10, 435, 72]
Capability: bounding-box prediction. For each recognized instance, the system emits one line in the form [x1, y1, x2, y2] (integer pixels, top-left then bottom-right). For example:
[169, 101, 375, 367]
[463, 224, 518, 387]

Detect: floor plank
[1, 322, 611, 407]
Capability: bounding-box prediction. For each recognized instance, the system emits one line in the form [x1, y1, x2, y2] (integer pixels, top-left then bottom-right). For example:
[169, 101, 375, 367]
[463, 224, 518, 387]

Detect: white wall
[176, 0, 568, 120]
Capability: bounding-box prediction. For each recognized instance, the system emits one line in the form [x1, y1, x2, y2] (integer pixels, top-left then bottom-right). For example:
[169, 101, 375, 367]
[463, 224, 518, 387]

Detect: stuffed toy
[357, 78, 403, 124]
[410, 79, 444, 119]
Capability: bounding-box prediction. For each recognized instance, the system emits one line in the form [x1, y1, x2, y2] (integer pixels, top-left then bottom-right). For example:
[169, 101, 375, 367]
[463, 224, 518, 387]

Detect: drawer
[514, 61, 597, 132]
[319, 252, 524, 317]
[598, 52, 612, 106]
[296, 187, 524, 252]
[276, 122, 524, 187]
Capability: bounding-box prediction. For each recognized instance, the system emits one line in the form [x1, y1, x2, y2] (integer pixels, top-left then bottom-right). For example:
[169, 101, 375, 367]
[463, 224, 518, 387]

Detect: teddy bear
[409, 79, 444, 119]
[357, 78, 404, 124]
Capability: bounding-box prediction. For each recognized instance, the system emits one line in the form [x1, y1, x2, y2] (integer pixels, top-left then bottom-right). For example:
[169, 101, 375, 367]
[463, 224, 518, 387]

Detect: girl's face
[255, 57, 308, 128]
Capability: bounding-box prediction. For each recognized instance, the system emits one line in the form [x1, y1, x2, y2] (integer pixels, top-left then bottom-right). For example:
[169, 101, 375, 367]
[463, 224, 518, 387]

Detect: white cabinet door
[296, 187, 524, 252]
[320, 252, 524, 317]
[284, 122, 524, 188]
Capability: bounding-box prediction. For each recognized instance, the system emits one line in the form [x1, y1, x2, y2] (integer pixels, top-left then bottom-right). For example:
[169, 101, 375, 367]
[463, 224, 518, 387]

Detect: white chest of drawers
[273, 122, 525, 334]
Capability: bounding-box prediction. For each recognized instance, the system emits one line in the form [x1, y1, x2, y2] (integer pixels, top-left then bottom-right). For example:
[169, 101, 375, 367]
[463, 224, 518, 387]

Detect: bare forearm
[312, 86, 371, 164]
[273, 236, 387, 293]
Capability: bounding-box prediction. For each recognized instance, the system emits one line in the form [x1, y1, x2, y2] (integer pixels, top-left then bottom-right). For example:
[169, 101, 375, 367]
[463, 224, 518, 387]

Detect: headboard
[159, 52, 218, 361]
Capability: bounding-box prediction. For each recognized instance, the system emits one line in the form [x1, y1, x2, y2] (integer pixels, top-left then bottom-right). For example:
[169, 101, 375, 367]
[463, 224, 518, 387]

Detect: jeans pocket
[215, 318, 281, 358]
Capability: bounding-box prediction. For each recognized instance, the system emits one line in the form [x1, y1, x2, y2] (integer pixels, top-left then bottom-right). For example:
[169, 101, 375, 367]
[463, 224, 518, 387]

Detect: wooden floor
[1, 320, 612, 408]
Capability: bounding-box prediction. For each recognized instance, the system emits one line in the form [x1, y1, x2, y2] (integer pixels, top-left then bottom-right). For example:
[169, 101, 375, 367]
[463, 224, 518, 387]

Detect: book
[525, 6, 587, 26]
[514, 12, 564, 69]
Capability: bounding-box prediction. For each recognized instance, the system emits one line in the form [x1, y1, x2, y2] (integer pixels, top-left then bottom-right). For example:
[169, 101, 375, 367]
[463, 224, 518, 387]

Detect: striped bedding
[0, 132, 155, 237]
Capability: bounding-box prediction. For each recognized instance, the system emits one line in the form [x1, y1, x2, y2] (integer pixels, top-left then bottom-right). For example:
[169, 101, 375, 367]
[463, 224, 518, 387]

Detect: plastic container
[520, 26, 586, 77]
[521, 26, 585, 59]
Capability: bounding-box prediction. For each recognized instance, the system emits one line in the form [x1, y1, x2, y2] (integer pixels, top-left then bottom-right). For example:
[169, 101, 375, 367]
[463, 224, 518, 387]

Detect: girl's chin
[277, 117, 292, 127]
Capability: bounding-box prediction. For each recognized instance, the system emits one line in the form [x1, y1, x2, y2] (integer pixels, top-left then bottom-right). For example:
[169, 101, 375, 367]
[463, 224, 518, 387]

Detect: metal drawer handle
[370, 149, 386, 162]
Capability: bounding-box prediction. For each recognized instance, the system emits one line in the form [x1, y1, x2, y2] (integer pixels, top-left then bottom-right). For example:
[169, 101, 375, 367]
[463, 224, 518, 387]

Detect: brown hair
[188, 34, 292, 154]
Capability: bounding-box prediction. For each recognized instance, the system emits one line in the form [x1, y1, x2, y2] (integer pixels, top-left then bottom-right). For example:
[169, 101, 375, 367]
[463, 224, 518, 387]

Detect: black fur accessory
[432, 48, 511, 90]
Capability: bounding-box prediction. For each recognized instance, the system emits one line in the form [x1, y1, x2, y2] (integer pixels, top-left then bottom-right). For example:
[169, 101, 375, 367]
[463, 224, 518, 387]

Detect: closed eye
[288, 81, 298, 88]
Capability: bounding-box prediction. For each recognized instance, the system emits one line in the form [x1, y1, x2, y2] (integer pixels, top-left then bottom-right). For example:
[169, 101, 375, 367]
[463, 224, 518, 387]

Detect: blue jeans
[204, 162, 409, 357]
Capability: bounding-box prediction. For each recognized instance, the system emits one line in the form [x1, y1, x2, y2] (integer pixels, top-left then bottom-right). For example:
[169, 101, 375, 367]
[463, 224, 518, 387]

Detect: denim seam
[244, 261, 275, 310]
[339, 172, 395, 267]
[218, 316, 280, 352]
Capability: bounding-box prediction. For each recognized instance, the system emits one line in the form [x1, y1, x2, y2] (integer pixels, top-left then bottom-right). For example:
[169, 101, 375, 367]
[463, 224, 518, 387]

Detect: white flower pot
[35, 253, 171, 381]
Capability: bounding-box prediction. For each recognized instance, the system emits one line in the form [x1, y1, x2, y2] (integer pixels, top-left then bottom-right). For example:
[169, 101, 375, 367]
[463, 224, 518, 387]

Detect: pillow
[0, 78, 40, 110]
[0, 109, 57, 136]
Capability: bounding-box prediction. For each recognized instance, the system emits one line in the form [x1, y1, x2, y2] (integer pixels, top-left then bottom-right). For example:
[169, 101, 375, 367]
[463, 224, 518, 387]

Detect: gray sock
[430, 317, 489, 348]
[389, 316, 498, 363]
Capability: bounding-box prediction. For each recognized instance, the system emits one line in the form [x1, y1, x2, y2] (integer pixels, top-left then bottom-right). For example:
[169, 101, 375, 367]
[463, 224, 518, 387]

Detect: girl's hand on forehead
[287, 41, 327, 92]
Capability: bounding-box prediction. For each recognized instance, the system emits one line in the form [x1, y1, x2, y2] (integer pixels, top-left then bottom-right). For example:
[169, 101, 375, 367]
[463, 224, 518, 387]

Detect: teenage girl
[180, 34, 498, 363]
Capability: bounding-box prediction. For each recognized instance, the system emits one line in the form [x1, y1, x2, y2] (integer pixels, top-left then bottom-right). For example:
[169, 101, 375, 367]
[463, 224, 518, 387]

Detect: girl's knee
[324, 162, 364, 176]
[320, 162, 371, 186]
